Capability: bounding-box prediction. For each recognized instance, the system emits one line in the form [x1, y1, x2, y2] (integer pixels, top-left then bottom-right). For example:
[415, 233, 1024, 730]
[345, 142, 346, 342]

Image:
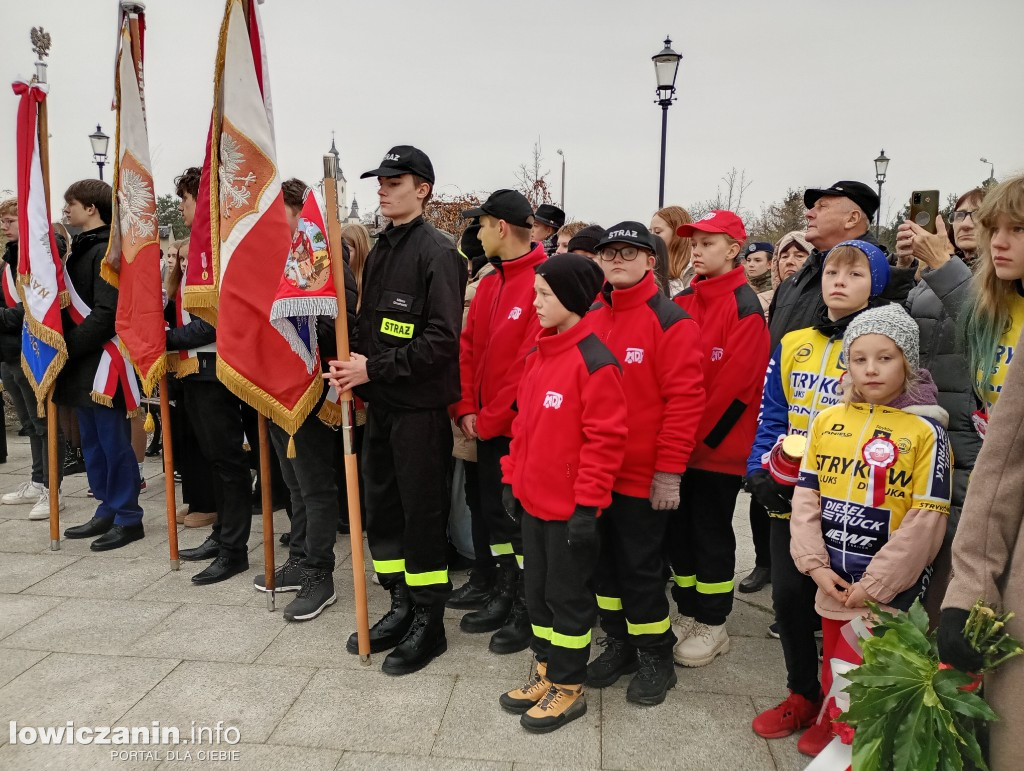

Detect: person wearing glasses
[899, 187, 987, 621]
[583, 221, 704, 706]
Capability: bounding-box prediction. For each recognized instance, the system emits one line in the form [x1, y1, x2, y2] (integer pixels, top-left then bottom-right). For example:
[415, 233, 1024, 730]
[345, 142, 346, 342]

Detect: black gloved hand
[745, 469, 794, 514]
[502, 484, 522, 524]
[937, 607, 985, 673]
[566, 505, 598, 551]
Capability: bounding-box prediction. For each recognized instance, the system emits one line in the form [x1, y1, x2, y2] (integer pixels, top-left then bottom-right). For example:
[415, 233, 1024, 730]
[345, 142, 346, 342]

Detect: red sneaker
[797, 715, 834, 756]
[752, 691, 822, 739]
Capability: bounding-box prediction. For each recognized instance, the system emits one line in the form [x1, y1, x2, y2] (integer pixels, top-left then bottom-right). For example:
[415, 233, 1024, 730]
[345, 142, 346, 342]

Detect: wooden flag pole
[30, 28, 61, 552]
[323, 153, 371, 663]
[258, 413, 275, 611]
[159, 376, 179, 569]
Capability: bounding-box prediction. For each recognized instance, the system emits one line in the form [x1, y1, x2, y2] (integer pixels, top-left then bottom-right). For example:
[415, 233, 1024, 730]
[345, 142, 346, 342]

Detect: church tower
[328, 132, 347, 223]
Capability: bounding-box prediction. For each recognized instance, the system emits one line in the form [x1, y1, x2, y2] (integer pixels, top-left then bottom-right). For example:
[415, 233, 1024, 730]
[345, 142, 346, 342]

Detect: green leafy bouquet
[839, 599, 1022, 771]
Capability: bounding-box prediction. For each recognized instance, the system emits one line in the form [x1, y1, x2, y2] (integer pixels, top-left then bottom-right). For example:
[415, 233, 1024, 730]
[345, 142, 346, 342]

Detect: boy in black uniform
[328, 146, 466, 675]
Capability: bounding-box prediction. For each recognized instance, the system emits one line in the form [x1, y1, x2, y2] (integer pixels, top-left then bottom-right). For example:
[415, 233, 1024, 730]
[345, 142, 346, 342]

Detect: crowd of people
[1, 146, 1022, 762]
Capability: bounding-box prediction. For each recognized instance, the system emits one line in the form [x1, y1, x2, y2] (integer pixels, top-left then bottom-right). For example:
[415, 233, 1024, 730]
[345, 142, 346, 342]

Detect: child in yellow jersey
[789, 304, 952, 757]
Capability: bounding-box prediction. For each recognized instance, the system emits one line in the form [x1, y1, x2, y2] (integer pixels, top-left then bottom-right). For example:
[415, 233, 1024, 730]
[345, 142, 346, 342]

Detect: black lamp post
[980, 157, 995, 186]
[652, 36, 682, 209]
[89, 124, 109, 181]
[873, 149, 889, 237]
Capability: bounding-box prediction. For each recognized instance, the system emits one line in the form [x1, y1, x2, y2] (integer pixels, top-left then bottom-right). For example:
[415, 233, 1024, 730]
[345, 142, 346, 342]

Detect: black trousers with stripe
[669, 468, 742, 626]
[522, 512, 598, 685]
[477, 435, 520, 567]
[595, 492, 675, 652]
[363, 403, 453, 606]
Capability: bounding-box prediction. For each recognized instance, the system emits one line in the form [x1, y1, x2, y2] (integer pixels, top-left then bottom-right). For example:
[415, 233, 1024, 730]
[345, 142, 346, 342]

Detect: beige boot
[175, 505, 189, 524]
[183, 511, 216, 528]
[499, 661, 550, 714]
[520, 682, 586, 733]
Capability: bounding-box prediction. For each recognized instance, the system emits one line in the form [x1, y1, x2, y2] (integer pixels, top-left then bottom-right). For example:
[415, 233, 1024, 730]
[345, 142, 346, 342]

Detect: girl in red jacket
[671, 210, 771, 667]
[499, 254, 627, 733]
[584, 221, 706, 706]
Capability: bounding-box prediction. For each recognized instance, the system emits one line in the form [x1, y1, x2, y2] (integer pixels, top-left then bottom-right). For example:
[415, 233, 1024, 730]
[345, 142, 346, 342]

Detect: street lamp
[652, 36, 682, 208]
[980, 157, 995, 185]
[556, 149, 565, 210]
[89, 124, 110, 181]
[873, 149, 890, 237]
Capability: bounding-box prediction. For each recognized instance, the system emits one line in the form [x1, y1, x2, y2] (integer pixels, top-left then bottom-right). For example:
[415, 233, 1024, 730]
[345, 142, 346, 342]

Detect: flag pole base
[49, 539, 60, 551]
[170, 559, 180, 571]
[359, 654, 371, 666]
[266, 591, 275, 612]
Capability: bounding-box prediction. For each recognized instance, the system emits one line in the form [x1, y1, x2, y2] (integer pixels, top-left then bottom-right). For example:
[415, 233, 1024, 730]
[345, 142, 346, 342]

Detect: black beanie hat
[534, 253, 605, 318]
[460, 221, 484, 260]
[567, 224, 604, 254]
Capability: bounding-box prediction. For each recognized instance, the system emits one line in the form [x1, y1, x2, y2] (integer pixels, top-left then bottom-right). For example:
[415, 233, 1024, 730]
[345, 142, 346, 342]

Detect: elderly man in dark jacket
[767, 181, 916, 350]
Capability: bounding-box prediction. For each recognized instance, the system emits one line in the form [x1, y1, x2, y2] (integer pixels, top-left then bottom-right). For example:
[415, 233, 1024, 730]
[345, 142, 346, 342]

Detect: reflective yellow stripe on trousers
[626, 617, 671, 635]
[405, 569, 449, 587]
[373, 559, 405, 575]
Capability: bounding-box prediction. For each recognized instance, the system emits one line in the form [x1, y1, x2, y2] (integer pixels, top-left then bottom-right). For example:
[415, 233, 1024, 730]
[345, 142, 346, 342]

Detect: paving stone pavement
[0, 434, 808, 770]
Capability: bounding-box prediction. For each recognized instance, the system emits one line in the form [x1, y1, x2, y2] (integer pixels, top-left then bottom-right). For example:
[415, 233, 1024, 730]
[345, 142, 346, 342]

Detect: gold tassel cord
[144, 411, 155, 433]
[286, 435, 296, 459]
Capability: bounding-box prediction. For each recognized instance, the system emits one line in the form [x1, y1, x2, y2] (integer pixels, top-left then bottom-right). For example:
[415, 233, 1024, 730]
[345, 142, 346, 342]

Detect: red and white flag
[186, 0, 324, 435]
[11, 79, 66, 405]
[102, 7, 165, 395]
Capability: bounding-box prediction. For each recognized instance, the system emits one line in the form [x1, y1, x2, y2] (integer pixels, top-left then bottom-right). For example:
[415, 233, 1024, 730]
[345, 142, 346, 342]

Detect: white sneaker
[671, 613, 696, 644]
[2, 480, 44, 505]
[673, 622, 730, 667]
[29, 489, 66, 521]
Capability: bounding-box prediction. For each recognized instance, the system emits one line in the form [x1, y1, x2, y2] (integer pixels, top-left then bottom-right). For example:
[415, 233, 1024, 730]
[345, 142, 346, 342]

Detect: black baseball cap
[594, 221, 657, 253]
[804, 181, 879, 220]
[460, 189, 535, 228]
[360, 145, 435, 184]
[534, 204, 566, 229]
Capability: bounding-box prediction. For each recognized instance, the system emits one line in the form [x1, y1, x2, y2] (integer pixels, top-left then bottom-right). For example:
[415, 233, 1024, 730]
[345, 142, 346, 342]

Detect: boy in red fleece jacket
[499, 254, 627, 734]
[671, 210, 770, 667]
[452, 190, 547, 654]
[584, 221, 705, 705]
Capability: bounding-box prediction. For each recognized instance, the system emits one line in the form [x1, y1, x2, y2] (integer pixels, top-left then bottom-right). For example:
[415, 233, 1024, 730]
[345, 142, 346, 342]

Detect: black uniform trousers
[169, 379, 216, 512]
[595, 492, 675, 651]
[363, 403, 453, 606]
[183, 379, 252, 560]
[669, 468, 742, 626]
[522, 512, 598, 685]
[477, 435, 520, 568]
[269, 418, 339, 572]
[749, 498, 772, 570]
[769, 516, 821, 700]
[463, 459, 495, 576]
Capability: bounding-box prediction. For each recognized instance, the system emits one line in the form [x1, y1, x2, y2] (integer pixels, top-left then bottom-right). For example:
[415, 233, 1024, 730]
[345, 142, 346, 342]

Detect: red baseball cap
[676, 210, 747, 242]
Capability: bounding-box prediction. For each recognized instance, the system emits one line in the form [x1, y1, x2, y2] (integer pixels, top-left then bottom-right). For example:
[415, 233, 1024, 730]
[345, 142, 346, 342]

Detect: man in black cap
[328, 145, 466, 675]
[451, 189, 548, 655]
[767, 181, 914, 350]
[533, 203, 566, 257]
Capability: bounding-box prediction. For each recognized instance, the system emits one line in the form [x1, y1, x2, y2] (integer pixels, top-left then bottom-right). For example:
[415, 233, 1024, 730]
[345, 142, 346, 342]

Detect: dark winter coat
[53, 226, 120, 409]
[0, 240, 24, 366]
[905, 257, 980, 529]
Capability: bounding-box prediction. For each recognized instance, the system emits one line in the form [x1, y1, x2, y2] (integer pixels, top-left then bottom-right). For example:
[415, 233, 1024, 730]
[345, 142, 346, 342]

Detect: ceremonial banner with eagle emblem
[102, 6, 165, 396]
[186, 0, 323, 435]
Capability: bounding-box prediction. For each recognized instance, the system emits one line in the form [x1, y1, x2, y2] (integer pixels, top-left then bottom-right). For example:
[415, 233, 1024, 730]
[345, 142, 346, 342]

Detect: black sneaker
[253, 556, 304, 593]
[283, 569, 337, 622]
[585, 636, 638, 688]
[626, 649, 677, 706]
[447, 569, 496, 610]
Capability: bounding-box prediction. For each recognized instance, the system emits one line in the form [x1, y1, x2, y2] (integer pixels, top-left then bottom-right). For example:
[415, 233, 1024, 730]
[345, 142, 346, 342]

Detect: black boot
[460, 564, 516, 633]
[738, 565, 771, 593]
[446, 568, 496, 610]
[63, 446, 86, 476]
[346, 582, 412, 654]
[585, 635, 638, 688]
[381, 604, 447, 676]
[626, 648, 677, 706]
[489, 585, 531, 654]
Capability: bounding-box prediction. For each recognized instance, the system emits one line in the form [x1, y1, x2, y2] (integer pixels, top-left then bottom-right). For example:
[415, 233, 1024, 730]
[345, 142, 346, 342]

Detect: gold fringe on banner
[16, 278, 68, 417]
[216, 356, 322, 439]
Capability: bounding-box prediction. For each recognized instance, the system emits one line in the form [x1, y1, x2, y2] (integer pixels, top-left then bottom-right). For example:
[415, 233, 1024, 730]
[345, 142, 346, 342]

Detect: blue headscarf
[829, 239, 890, 297]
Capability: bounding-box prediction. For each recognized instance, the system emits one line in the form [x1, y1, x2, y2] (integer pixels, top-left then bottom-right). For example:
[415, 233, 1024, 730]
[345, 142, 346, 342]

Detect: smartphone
[910, 190, 940, 234]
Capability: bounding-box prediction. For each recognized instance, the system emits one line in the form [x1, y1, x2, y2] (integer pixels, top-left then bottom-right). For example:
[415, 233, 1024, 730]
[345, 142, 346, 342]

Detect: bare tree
[747, 188, 807, 243]
[688, 167, 754, 222]
[515, 137, 553, 209]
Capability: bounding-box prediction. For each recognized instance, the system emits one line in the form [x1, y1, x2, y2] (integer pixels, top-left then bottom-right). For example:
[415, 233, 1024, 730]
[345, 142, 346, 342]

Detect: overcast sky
[2, 0, 1022, 230]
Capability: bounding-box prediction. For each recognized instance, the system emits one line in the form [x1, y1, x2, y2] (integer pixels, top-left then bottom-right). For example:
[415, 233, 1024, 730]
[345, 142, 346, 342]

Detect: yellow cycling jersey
[797, 402, 951, 583]
[979, 291, 1024, 413]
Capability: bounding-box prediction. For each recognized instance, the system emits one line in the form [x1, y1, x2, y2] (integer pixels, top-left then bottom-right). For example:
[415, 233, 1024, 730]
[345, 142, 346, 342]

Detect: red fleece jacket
[588, 272, 705, 496]
[452, 242, 546, 439]
[674, 266, 770, 475]
[501, 319, 627, 520]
